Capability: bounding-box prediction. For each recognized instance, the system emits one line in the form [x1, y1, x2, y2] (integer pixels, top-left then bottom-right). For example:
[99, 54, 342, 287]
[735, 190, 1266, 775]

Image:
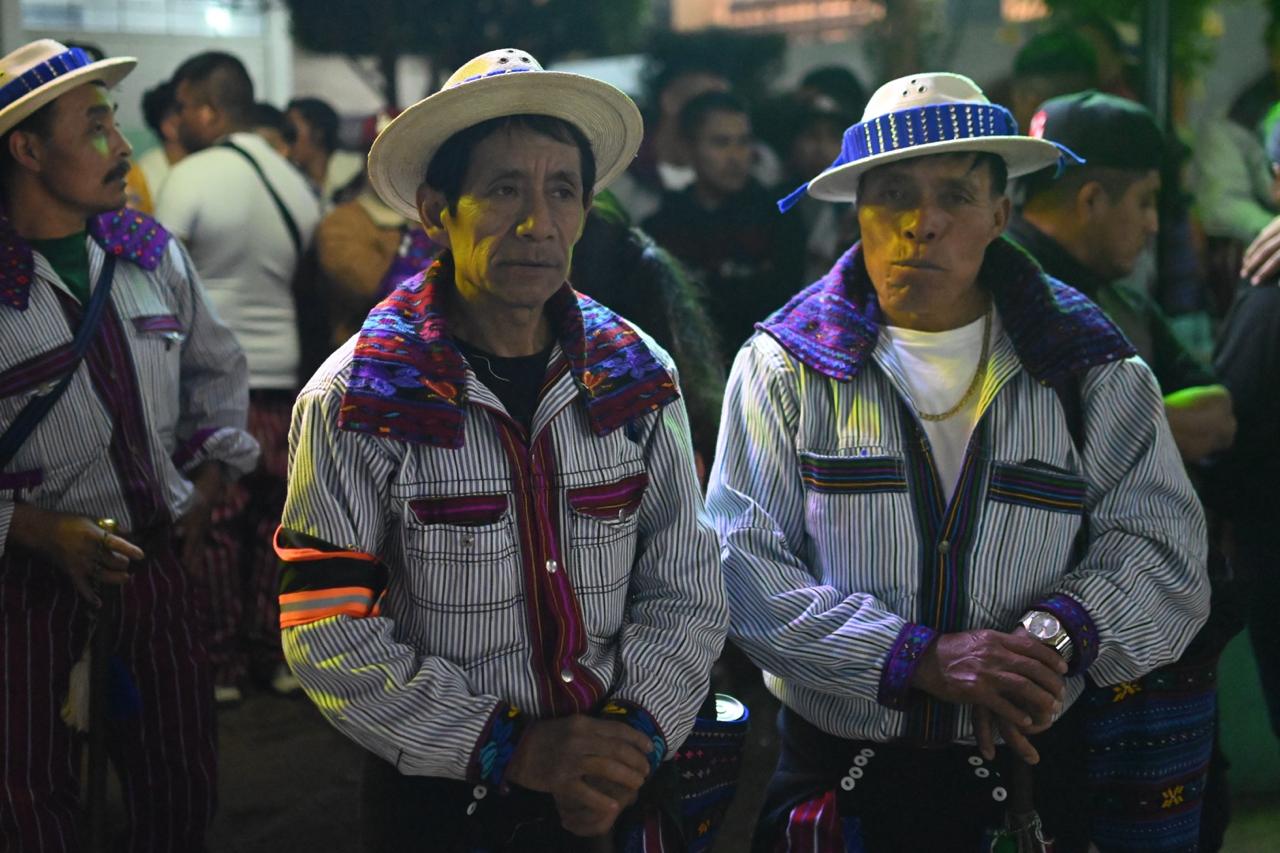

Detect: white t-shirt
[882, 310, 1001, 501]
[156, 132, 321, 389]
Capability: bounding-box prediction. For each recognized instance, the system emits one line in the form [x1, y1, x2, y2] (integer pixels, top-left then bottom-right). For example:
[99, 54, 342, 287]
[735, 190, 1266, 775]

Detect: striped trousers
[201, 390, 293, 688]
[0, 531, 216, 852]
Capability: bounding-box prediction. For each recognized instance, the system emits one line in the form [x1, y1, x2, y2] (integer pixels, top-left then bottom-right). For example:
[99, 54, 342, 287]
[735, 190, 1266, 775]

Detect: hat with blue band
[778, 71, 1081, 212]
[0, 39, 135, 136]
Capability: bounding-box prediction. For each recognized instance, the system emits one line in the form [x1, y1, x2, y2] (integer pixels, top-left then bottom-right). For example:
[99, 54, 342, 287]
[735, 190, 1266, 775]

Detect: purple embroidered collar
[0, 205, 171, 311]
[759, 236, 1135, 386]
[339, 255, 679, 448]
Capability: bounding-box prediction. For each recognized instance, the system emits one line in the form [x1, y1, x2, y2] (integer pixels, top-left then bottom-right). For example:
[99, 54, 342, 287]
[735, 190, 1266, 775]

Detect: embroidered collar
[0, 204, 171, 311]
[759, 235, 1135, 386]
[339, 255, 679, 448]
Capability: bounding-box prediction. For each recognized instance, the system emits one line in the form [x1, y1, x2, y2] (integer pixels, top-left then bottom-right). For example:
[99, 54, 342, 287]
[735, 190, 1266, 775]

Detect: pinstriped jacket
[706, 237, 1210, 746]
[276, 259, 727, 788]
[0, 208, 258, 548]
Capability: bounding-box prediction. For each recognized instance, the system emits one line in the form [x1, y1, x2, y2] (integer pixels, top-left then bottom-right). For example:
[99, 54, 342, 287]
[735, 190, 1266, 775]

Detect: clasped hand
[911, 627, 1068, 764]
[504, 714, 655, 838]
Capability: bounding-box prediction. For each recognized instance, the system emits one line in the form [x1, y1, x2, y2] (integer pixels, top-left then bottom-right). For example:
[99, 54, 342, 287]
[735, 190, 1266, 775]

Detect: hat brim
[0, 56, 136, 137]
[368, 71, 643, 221]
[806, 136, 1063, 203]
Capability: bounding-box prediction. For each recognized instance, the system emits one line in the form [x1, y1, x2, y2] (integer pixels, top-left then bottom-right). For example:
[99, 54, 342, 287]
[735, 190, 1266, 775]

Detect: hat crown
[0, 39, 75, 83]
[441, 48, 544, 92]
[862, 72, 989, 122]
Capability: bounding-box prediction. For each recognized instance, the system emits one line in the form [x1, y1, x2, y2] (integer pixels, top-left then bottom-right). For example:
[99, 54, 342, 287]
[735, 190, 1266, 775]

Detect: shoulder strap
[0, 255, 118, 471]
[220, 140, 303, 257]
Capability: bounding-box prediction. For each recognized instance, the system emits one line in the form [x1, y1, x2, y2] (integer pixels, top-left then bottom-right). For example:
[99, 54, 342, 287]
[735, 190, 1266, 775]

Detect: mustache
[104, 162, 131, 184]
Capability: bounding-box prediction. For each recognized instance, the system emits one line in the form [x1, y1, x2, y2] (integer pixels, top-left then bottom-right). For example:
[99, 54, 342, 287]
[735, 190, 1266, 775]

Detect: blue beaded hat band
[0, 39, 135, 136]
[779, 71, 1078, 212]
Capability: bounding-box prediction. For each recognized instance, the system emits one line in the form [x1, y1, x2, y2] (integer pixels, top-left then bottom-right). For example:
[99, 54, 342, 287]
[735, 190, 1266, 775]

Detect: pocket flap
[408, 494, 508, 526]
[989, 461, 1086, 514]
[799, 451, 907, 494]
[568, 472, 650, 520]
[131, 314, 185, 339]
[0, 468, 42, 491]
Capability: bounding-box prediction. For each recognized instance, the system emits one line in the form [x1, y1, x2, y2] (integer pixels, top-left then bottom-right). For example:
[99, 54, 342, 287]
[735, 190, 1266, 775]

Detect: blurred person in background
[1007, 28, 1100, 136]
[644, 90, 805, 362]
[135, 79, 186, 206]
[252, 101, 295, 158]
[287, 96, 364, 209]
[157, 50, 321, 704]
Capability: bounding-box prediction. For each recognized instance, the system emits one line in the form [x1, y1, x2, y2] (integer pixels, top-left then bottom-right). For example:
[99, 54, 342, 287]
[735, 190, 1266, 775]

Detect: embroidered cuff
[599, 700, 667, 771]
[468, 703, 528, 789]
[172, 425, 259, 477]
[877, 622, 938, 710]
[1036, 593, 1098, 676]
[172, 427, 220, 471]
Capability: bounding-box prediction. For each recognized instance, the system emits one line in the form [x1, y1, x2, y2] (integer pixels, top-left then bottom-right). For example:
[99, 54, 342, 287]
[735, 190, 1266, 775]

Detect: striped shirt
[705, 238, 1210, 746]
[277, 267, 727, 786]
[0, 209, 259, 548]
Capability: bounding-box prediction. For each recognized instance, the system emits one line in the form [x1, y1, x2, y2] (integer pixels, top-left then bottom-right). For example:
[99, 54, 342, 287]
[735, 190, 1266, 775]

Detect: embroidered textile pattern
[0, 205, 170, 311]
[758, 237, 1135, 385]
[602, 700, 667, 771]
[341, 256, 679, 447]
[473, 704, 528, 789]
[877, 623, 938, 710]
[798, 452, 908, 494]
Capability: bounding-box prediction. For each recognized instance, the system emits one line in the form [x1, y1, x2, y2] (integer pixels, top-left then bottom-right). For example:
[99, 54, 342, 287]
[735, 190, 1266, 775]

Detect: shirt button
[473, 785, 487, 799]
[560, 667, 574, 683]
[937, 540, 951, 555]
[466, 802, 477, 815]
[546, 559, 558, 574]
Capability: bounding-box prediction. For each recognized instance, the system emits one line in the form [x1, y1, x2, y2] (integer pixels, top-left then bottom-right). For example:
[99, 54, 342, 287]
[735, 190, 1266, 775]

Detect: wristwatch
[1020, 610, 1074, 663]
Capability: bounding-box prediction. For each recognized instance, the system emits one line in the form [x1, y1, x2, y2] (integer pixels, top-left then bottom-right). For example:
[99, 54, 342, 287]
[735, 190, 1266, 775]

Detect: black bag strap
[220, 139, 303, 257]
[0, 254, 118, 471]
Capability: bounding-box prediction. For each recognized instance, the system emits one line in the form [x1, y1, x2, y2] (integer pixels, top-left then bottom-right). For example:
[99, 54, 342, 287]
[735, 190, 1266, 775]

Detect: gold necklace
[916, 304, 992, 422]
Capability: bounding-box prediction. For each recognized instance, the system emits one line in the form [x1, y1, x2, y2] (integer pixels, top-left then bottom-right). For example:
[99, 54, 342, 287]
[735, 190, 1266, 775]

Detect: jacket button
[546, 559, 558, 574]
[560, 667, 574, 683]
[937, 540, 951, 554]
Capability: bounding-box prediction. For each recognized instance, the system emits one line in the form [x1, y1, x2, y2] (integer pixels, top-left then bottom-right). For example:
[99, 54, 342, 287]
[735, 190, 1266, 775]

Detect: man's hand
[910, 628, 1067, 764]
[9, 504, 144, 606]
[1164, 384, 1237, 463]
[1243, 215, 1280, 284]
[505, 714, 653, 837]
[175, 461, 226, 573]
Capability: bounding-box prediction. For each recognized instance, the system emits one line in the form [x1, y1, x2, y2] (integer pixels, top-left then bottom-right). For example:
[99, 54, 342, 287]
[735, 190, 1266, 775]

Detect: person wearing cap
[1016, 90, 1241, 853]
[0, 39, 257, 850]
[1014, 91, 1236, 464]
[275, 48, 726, 850]
[706, 72, 1209, 850]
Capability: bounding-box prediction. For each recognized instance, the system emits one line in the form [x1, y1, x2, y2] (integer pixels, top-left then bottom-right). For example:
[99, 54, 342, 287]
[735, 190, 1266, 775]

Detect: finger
[996, 674, 1061, 727]
[105, 535, 146, 562]
[997, 717, 1041, 765]
[96, 569, 131, 587]
[563, 777, 623, 818]
[1253, 250, 1280, 284]
[580, 756, 646, 794]
[973, 706, 997, 761]
[71, 575, 102, 608]
[999, 652, 1066, 699]
[98, 550, 134, 573]
[586, 775, 640, 808]
[976, 691, 1034, 729]
[1008, 629, 1069, 676]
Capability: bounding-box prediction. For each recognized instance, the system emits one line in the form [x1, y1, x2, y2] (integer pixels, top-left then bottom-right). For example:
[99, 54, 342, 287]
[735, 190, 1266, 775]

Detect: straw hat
[368, 48, 643, 220]
[0, 39, 135, 136]
[779, 72, 1070, 211]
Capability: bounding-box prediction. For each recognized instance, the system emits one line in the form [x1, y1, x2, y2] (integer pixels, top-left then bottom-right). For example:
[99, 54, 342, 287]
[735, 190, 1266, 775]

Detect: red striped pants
[0, 531, 216, 852]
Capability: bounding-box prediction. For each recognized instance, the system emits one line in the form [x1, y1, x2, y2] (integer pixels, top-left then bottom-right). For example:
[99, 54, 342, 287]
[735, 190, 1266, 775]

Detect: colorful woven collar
[759, 235, 1135, 385]
[339, 255, 679, 448]
[0, 204, 171, 311]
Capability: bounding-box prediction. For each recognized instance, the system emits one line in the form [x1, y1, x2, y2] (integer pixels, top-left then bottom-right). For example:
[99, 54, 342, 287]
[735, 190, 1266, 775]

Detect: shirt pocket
[563, 470, 649, 640]
[988, 460, 1087, 515]
[401, 493, 522, 666]
[798, 449, 913, 604]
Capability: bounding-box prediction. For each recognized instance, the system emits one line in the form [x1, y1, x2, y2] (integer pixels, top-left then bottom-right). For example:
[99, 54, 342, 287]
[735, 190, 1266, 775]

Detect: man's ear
[1076, 181, 1106, 220]
[416, 183, 451, 249]
[991, 194, 1011, 236]
[7, 129, 44, 174]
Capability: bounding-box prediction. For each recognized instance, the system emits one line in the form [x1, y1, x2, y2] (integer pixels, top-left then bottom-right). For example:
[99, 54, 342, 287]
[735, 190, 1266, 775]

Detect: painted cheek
[92, 136, 109, 157]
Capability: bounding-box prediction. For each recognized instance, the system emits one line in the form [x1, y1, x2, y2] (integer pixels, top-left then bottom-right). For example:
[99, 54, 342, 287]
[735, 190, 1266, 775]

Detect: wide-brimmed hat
[0, 39, 136, 136]
[778, 71, 1072, 211]
[368, 48, 643, 220]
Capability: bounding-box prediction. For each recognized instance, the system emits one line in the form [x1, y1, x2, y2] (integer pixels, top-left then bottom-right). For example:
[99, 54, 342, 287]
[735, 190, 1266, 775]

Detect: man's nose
[903, 204, 945, 242]
[515, 193, 555, 240]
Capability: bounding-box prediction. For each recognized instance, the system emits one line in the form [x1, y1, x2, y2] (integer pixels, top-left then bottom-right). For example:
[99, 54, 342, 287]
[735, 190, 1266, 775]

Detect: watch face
[1025, 612, 1061, 640]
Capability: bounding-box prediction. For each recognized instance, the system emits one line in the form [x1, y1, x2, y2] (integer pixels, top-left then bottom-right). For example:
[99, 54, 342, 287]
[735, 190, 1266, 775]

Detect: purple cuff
[1036, 593, 1099, 676]
[172, 427, 220, 471]
[467, 703, 529, 790]
[877, 622, 939, 710]
[600, 699, 667, 770]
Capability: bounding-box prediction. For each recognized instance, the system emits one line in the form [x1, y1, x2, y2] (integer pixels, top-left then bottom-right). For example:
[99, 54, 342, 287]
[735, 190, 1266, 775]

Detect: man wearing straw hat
[275, 49, 726, 850]
[706, 72, 1209, 850]
[0, 39, 257, 851]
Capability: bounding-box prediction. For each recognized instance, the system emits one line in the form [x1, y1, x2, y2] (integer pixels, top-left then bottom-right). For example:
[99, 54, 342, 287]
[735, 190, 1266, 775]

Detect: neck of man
[447, 293, 554, 358]
[302, 151, 328, 187]
[693, 180, 730, 211]
[163, 139, 187, 165]
[2, 178, 91, 241]
[881, 287, 990, 333]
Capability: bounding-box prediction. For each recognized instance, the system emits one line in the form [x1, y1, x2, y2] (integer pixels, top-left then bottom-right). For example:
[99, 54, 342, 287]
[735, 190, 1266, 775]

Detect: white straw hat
[368, 48, 643, 220]
[0, 39, 135, 136]
[778, 72, 1069, 211]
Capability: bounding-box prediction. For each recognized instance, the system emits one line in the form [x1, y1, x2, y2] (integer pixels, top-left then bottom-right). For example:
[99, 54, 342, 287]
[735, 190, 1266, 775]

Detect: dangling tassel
[61, 646, 92, 732]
